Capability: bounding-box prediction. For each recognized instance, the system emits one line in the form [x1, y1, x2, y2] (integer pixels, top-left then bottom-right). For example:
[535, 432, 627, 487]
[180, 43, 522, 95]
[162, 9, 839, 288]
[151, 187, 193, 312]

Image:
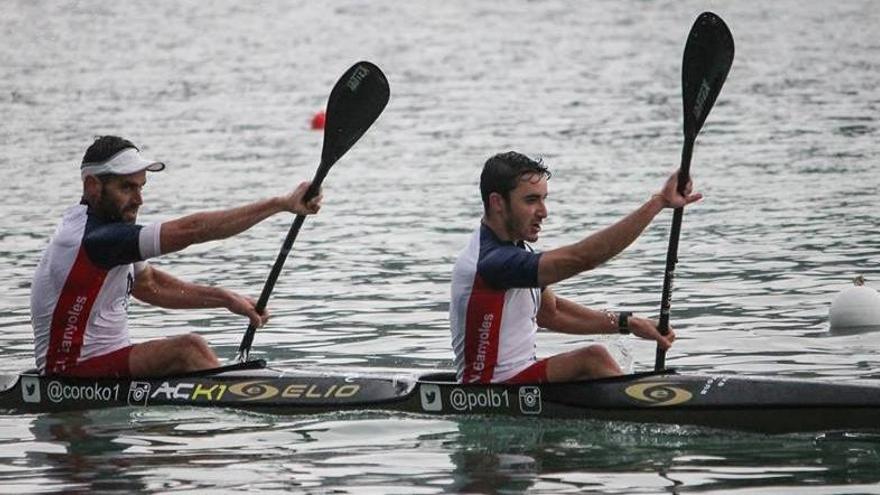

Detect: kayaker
[450, 151, 701, 383]
[30, 136, 322, 378]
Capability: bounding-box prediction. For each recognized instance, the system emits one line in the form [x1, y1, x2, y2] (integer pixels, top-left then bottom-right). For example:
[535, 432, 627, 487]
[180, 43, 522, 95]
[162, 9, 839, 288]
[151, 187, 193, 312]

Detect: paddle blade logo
[346, 65, 370, 92]
[625, 382, 693, 406]
[692, 79, 711, 122]
[21, 376, 41, 403]
[420, 384, 442, 412]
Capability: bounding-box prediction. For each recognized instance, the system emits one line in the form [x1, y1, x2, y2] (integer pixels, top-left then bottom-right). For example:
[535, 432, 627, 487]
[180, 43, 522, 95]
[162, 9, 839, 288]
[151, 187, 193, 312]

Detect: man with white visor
[30, 136, 322, 377]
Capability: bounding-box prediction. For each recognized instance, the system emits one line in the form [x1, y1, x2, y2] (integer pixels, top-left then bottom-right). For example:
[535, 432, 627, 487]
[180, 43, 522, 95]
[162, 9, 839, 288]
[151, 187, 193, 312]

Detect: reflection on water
[8, 411, 145, 492]
[6, 411, 880, 493]
[1, 0, 880, 492]
[7, 387, 879, 493]
[448, 418, 880, 493]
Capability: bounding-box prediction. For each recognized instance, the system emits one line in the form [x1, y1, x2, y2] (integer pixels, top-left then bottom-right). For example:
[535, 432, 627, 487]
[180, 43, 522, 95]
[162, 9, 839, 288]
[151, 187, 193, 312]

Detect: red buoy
[310, 110, 326, 130]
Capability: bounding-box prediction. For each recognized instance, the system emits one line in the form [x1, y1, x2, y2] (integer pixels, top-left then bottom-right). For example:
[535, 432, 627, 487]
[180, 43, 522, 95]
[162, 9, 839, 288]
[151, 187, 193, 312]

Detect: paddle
[236, 61, 390, 362]
[654, 13, 734, 371]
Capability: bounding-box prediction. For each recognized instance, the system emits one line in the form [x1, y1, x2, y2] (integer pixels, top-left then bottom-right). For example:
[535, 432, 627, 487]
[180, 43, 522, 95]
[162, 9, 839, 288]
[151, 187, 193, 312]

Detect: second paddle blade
[320, 61, 390, 171]
[682, 12, 734, 139]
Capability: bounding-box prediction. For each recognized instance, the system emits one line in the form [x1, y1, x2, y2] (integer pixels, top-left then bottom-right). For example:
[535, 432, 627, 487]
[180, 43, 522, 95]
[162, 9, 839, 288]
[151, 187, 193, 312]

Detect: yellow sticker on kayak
[625, 382, 693, 406]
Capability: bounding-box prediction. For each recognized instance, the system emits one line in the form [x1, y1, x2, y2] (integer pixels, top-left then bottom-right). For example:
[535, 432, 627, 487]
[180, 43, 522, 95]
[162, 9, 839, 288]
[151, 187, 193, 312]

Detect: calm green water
[1, 0, 879, 493]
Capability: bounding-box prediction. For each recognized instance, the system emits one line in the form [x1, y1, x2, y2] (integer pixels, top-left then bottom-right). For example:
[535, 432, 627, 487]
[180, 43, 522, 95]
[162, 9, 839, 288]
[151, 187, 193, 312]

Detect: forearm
[540, 297, 617, 335]
[577, 194, 665, 263]
[539, 195, 665, 286]
[134, 268, 232, 310]
[160, 197, 284, 254]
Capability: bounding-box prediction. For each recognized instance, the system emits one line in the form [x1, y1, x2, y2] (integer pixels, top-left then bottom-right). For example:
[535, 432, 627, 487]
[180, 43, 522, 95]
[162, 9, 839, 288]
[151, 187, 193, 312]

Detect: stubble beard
[95, 194, 136, 223]
[502, 209, 536, 243]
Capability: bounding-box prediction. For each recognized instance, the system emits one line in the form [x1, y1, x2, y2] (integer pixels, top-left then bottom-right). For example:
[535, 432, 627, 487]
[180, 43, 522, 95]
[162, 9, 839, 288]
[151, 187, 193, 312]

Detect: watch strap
[618, 311, 632, 334]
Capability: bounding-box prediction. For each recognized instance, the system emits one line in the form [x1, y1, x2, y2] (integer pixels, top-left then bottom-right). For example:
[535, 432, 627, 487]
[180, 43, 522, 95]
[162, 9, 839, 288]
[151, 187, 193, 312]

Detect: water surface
[1, 0, 879, 492]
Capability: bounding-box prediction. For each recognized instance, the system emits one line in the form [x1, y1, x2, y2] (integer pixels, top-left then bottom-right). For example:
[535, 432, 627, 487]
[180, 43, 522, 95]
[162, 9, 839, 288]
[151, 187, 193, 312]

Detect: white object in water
[829, 276, 880, 330]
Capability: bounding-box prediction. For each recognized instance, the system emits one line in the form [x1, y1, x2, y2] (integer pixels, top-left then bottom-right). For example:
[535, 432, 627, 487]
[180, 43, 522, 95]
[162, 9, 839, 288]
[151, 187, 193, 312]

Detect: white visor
[81, 148, 165, 179]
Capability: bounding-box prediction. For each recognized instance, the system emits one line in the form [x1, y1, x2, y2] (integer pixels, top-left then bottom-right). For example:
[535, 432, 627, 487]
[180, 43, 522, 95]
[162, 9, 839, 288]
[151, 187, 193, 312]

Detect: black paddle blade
[313, 61, 390, 194]
[235, 62, 389, 363]
[682, 12, 734, 140]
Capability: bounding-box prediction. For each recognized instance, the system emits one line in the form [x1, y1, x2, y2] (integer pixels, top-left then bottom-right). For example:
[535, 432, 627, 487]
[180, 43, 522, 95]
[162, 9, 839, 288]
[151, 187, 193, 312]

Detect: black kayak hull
[2, 362, 879, 434]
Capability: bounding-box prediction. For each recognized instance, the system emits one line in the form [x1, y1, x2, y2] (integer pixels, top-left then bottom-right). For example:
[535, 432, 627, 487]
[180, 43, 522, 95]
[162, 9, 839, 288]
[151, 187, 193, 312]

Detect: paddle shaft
[654, 137, 694, 371]
[236, 180, 321, 362]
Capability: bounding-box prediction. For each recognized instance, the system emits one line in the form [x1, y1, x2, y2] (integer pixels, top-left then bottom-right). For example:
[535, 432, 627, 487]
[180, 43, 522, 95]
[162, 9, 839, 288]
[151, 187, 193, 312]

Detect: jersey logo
[463, 275, 504, 383]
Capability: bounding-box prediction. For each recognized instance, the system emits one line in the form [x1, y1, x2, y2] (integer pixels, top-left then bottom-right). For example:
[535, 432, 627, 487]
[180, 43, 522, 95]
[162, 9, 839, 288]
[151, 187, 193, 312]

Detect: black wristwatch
[617, 311, 632, 334]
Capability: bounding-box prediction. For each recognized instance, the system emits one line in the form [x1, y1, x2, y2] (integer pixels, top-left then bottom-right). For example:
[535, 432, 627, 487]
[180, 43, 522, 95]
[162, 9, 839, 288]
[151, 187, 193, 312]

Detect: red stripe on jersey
[462, 274, 504, 383]
[45, 247, 108, 373]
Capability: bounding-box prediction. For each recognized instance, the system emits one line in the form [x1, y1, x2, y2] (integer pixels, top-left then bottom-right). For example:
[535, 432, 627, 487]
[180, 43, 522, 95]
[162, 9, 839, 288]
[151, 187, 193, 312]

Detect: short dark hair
[480, 151, 551, 213]
[82, 136, 139, 164]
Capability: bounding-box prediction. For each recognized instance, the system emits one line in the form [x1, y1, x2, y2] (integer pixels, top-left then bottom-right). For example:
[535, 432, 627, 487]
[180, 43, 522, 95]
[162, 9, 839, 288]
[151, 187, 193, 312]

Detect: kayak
[2, 360, 879, 434]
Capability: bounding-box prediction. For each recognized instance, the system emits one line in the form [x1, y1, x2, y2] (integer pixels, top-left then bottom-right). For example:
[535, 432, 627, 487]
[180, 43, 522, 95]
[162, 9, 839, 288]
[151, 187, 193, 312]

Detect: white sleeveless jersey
[30, 203, 162, 373]
[450, 225, 543, 383]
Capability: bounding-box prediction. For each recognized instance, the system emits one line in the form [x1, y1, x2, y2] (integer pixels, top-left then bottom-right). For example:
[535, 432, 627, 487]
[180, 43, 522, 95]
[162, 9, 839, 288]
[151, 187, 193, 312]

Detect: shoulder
[82, 215, 144, 268]
[477, 225, 535, 264]
[83, 216, 142, 246]
[476, 225, 542, 288]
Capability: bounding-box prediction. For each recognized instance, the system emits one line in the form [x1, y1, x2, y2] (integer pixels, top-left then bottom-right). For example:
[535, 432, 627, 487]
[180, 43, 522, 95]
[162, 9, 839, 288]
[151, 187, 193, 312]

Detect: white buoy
[829, 276, 880, 331]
